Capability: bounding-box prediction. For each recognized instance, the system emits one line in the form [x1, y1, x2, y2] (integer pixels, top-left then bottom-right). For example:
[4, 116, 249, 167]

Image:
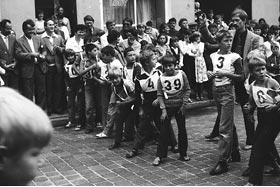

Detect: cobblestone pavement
[29, 106, 280, 186]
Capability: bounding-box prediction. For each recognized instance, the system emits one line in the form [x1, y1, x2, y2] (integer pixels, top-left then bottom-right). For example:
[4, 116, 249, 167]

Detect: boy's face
[219, 36, 233, 52]
[252, 65, 266, 81]
[158, 35, 166, 44]
[66, 54, 76, 63]
[110, 75, 122, 86]
[163, 63, 176, 75]
[1, 147, 44, 185]
[254, 29, 261, 35]
[125, 51, 136, 64]
[101, 53, 112, 63]
[209, 27, 218, 35]
[272, 46, 279, 55]
[88, 47, 99, 58]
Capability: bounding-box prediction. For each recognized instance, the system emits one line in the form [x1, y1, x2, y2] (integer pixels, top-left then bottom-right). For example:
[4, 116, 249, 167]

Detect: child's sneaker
[65, 122, 75, 128]
[74, 125, 83, 131]
[96, 132, 108, 138]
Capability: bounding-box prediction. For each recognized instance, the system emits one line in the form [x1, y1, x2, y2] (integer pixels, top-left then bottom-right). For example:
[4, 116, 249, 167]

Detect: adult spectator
[168, 17, 180, 37]
[206, 9, 214, 24]
[120, 17, 133, 39]
[35, 10, 45, 35]
[100, 20, 122, 48]
[119, 28, 141, 56]
[0, 19, 19, 90]
[214, 14, 229, 31]
[107, 30, 126, 66]
[178, 18, 189, 40]
[83, 15, 105, 44]
[145, 20, 159, 44]
[57, 6, 71, 35]
[137, 23, 152, 44]
[41, 18, 66, 115]
[230, 8, 261, 150]
[57, 15, 70, 41]
[15, 19, 47, 109]
[66, 24, 86, 54]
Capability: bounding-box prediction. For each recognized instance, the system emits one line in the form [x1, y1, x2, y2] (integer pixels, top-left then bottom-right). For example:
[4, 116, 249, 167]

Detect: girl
[189, 32, 208, 100]
[155, 33, 171, 61]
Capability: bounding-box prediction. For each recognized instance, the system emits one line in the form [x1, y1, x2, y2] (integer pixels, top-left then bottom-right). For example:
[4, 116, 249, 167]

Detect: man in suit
[0, 19, 19, 90]
[41, 18, 66, 115]
[15, 19, 47, 109]
[230, 8, 261, 151]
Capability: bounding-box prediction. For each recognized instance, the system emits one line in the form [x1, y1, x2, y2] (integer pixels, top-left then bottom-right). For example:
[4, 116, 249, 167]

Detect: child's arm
[0, 66, 6, 75]
[243, 85, 256, 114]
[157, 78, 168, 121]
[265, 78, 280, 112]
[118, 82, 136, 106]
[215, 57, 244, 82]
[179, 71, 191, 115]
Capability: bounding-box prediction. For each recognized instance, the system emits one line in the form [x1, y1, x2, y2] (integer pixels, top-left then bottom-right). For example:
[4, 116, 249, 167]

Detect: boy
[244, 57, 280, 185]
[152, 55, 191, 166]
[107, 67, 135, 149]
[64, 49, 86, 131]
[207, 30, 244, 175]
[0, 87, 53, 185]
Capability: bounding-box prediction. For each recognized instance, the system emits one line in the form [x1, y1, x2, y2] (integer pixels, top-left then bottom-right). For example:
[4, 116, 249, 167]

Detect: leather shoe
[108, 143, 121, 150]
[125, 149, 138, 158]
[85, 129, 94, 134]
[178, 155, 191, 161]
[209, 161, 228, 175]
[152, 157, 162, 166]
[264, 168, 280, 175]
[242, 167, 251, 177]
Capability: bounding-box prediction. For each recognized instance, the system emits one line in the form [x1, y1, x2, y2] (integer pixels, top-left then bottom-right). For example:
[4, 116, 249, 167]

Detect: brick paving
[29, 106, 280, 186]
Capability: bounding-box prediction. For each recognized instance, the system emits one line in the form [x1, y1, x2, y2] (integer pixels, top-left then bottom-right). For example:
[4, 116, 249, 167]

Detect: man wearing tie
[15, 19, 47, 109]
[0, 19, 19, 90]
[41, 18, 66, 115]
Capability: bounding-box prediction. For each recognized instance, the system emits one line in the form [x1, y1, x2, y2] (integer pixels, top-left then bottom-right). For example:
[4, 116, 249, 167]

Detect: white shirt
[24, 35, 36, 53]
[66, 36, 84, 53]
[0, 33, 8, 49]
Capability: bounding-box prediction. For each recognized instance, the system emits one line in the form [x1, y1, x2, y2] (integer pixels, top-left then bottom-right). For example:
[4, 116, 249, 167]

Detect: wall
[166, 0, 195, 29]
[252, 0, 279, 25]
[0, 0, 35, 37]
[76, 0, 103, 28]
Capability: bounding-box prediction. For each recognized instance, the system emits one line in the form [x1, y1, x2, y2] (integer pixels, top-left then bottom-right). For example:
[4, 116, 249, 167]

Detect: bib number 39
[164, 79, 181, 91]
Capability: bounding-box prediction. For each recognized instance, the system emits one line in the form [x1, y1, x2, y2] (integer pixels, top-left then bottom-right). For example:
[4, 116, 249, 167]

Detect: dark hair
[127, 28, 138, 38]
[137, 24, 146, 29]
[106, 20, 115, 27]
[159, 23, 169, 33]
[258, 18, 267, 25]
[254, 24, 262, 30]
[22, 19, 35, 31]
[124, 47, 134, 57]
[44, 18, 54, 27]
[84, 15, 94, 23]
[215, 30, 233, 42]
[107, 30, 120, 44]
[208, 23, 218, 29]
[57, 6, 64, 12]
[122, 17, 133, 26]
[231, 8, 248, 22]
[85, 43, 98, 55]
[214, 14, 222, 21]
[101, 45, 115, 56]
[169, 36, 179, 45]
[140, 40, 149, 49]
[161, 55, 177, 66]
[64, 48, 76, 58]
[37, 10, 44, 16]
[146, 21, 153, 27]
[157, 33, 168, 44]
[267, 29, 277, 36]
[168, 17, 177, 23]
[73, 24, 86, 33]
[189, 32, 201, 42]
[178, 18, 188, 27]
[0, 19, 11, 30]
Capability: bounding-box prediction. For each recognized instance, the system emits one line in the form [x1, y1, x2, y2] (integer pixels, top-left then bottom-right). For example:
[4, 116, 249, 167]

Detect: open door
[57, 0, 77, 35]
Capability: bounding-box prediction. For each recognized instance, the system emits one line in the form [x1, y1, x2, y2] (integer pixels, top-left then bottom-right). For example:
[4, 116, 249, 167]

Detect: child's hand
[265, 104, 277, 112]
[243, 103, 252, 113]
[152, 99, 159, 107]
[207, 71, 215, 79]
[179, 105, 187, 116]
[160, 109, 167, 122]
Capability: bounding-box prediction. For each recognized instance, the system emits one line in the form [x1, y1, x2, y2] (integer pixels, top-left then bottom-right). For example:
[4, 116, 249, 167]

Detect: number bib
[211, 52, 240, 86]
[252, 84, 276, 108]
[160, 70, 183, 95]
[64, 63, 78, 78]
[139, 70, 161, 92]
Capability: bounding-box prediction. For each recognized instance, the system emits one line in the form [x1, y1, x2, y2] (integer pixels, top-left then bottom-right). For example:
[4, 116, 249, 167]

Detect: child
[107, 67, 135, 149]
[152, 55, 191, 166]
[169, 36, 182, 69]
[243, 57, 280, 186]
[64, 49, 86, 131]
[155, 33, 171, 61]
[207, 30, 244, 175]
[0, 87, 53, 185]
[78, 43, 102, 133]
[267, 41, 280, 83]
[189, 32, 208, 100]
[125, 49, 162, 158]
[95, 46, 125, 138]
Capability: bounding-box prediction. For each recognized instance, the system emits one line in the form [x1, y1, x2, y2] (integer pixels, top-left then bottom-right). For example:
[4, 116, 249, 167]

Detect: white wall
[166, 0, 195, 29]
[252, 0, 279, 25]
[76, 0, 103, 28]
[0, 0, 35, 37]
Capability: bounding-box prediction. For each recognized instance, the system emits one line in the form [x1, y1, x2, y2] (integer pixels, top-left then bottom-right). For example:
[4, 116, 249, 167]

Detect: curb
[50, 99, 215, 127]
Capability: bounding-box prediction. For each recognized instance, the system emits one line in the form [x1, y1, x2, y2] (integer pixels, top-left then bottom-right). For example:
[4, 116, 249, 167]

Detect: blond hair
[0, 87, 53, 158]
[108, 67, 123, 80]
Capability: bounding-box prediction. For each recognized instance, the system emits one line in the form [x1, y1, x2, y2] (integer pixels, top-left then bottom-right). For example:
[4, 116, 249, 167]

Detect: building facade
[0, 0, 278, 37]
